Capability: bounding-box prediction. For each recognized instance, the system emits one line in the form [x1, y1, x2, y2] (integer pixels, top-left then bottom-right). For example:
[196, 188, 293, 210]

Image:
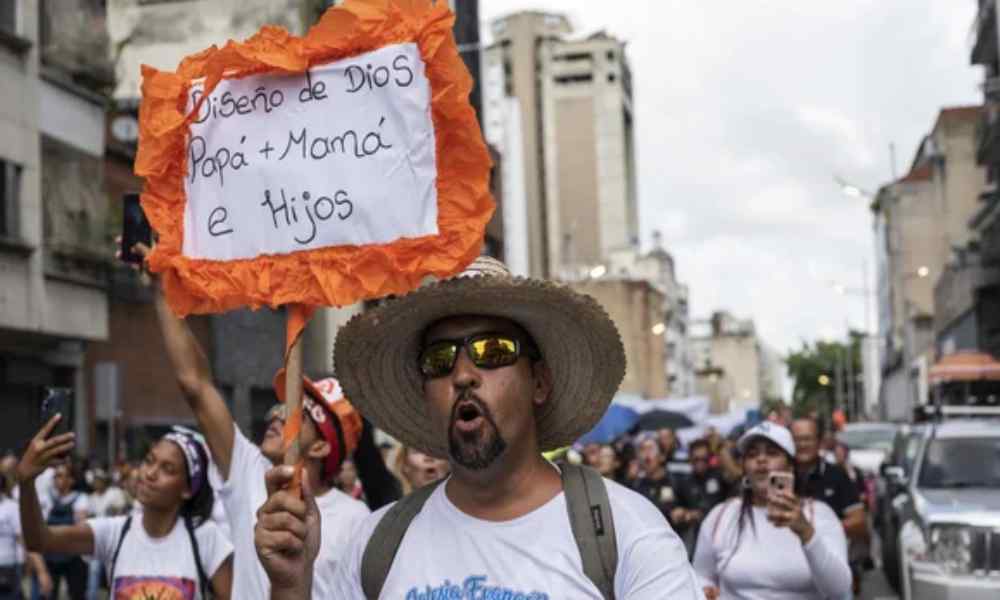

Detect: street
[860, 567, 897, 600]
[859, 530, 898, 600]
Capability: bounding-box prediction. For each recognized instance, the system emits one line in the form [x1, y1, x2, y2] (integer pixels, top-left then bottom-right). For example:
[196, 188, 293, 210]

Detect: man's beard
[448, 393, 507, 470]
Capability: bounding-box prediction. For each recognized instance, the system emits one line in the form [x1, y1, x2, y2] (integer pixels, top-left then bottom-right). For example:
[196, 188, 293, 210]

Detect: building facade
[690, 311, 776, 414]
[0, 0, 113, 455]
[604, 235, 695, 397]
[568, 278, 667, 399]
[965, 0, 1000, 361]
[483, 12, 638, 279]
[874, 106, 987, 420]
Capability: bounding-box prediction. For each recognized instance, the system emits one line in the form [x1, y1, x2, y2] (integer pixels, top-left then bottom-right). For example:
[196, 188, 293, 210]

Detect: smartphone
[121, 192, 152, 264]
[768, 471, 794, 496]
[40, 388, 74, 442]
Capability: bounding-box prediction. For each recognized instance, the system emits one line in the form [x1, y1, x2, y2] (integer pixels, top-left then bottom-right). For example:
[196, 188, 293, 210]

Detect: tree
[786, 332, 864, 421]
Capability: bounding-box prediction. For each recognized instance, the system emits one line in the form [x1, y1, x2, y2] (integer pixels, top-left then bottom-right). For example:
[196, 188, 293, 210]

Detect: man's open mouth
[452, 399, 486, 434]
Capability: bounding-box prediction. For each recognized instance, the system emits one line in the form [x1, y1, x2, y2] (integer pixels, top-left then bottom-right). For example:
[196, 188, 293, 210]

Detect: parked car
[838, 422, 898, 518]
[883, 419, 1000, 599]
[878, 424, 926, 590]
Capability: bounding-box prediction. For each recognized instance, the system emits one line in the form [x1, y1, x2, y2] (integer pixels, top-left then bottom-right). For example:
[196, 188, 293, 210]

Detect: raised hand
[114, 236, 157, 288]
[254, 465, 320, 599]
[16, 415, 75, 483]
[766, 488, 814, 544]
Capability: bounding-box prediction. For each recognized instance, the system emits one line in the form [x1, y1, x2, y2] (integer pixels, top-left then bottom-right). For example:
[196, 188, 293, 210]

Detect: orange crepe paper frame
[136, 0, 494, 317]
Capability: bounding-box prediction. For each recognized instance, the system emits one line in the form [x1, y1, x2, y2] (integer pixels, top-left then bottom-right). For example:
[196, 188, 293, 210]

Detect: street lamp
[651, 322, 666, 335]
[589, 265, 607, 279]
[818, 374, 831, 386]
[835, 176, 875, 201]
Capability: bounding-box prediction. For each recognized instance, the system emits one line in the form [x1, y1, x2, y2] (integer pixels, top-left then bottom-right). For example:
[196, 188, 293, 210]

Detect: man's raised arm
[145, 245, 235, 477]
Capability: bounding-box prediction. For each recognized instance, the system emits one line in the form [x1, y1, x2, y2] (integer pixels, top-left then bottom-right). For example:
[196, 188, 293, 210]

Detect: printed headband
[163, 429, 207, 497]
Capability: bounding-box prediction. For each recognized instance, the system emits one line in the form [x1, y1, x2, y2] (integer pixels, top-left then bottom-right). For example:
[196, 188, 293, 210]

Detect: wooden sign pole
[283, 323, 305, 471]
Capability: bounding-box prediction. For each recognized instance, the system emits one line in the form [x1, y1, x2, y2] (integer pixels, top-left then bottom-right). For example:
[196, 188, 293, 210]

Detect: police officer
[632, 436, 680, 527]
[675, 438, 731, 554]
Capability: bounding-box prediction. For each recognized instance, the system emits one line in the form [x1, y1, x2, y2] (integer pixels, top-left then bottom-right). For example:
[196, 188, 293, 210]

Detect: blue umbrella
[577, 404, 640, 445]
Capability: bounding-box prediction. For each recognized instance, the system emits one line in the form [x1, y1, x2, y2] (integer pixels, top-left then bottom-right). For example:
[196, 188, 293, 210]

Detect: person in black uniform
[675, 438, 731, 555]
[632, 436, 679, 527]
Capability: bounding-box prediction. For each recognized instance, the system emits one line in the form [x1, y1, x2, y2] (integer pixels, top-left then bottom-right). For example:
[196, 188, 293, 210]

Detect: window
[0, 159, 22, 238]
[554, 73, 593, 85]
[0, 1, 16, 35]
[557, 52, 592, 62]
[608, 73, 616, 83]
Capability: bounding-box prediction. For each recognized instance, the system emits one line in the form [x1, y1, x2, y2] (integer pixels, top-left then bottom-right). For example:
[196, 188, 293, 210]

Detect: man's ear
[306, 439, 331, 461]
[531, 360, 554, 407]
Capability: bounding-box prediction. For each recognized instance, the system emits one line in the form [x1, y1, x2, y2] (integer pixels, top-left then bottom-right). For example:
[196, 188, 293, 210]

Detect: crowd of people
[553, 412, 872, 599]
[0, 245, 867, 599]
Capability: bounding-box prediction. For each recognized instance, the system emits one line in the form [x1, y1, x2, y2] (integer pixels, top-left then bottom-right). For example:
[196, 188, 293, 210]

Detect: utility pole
[846, 334, 856, 420]
[835, 346, 844, 415]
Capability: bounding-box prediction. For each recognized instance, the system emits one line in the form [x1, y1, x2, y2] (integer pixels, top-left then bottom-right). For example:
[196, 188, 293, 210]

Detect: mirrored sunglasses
[418, 333, 540, 378]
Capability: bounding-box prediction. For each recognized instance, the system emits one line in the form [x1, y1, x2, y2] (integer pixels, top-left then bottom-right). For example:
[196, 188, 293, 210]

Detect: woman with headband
[16, 416, 233, 600]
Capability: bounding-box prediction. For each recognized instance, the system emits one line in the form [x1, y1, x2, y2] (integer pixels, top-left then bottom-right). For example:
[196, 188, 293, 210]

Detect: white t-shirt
[218, 426, 370, 600]
[89, 487, 129, 518]
[0, 497, 22, 567]
[692, 499, 852, 600]
[88, 516, 232, 600]
[331, 476, 704, 599]
[34, 468, 55, 501]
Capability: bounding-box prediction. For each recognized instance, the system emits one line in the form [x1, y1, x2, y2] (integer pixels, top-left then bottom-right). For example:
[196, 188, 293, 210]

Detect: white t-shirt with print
[331, 476, 705, 599]
[88, 516, 232, 600]
[218, 425, 371, 600]
[0, 497, 22, 567]
[692, 499, 852, 600]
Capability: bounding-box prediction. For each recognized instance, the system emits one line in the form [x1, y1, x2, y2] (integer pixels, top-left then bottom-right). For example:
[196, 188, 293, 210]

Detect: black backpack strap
[108, 515, 132, 588]
[561, 464, 618, 600]
[360, 479, 444, 599]
[184, 515, 211, 599]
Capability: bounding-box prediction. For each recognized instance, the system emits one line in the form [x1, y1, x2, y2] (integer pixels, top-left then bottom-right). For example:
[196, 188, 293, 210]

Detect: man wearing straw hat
[254, 257, 703, 599]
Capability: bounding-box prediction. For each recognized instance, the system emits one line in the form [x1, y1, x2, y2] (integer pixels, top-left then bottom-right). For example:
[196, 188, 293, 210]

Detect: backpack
[108, 515, 211, 599]
[45, 493, 80, 564]
[360, 464, 618, 600]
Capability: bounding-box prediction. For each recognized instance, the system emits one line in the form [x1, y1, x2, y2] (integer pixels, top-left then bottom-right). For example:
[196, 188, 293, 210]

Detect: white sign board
[182, 43, 438, 261]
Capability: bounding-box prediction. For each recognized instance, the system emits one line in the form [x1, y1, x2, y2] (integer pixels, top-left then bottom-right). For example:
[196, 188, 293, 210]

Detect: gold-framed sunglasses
[418, 333, 541, 379]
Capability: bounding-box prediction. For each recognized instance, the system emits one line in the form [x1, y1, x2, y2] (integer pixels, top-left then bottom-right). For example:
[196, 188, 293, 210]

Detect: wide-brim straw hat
[333, 256, 626, 459]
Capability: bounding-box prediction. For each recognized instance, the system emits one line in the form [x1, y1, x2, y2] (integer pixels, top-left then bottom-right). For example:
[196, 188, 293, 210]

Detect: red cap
[273, 369, 363, 480]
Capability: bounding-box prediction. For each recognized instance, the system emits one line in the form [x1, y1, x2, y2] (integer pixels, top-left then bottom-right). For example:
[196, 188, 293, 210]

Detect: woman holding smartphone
[692, 422, 851, 600]
[16, 416, 233, 600]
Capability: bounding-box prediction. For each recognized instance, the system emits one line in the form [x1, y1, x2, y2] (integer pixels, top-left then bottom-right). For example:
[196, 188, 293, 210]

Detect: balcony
[972, 0, 998, 66]
[984, 76, 1000, 102]
[976, 107, 1000, 164]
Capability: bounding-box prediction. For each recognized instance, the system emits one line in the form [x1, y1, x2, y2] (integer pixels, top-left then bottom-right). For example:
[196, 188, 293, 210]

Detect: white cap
[737, 421, 796, 458]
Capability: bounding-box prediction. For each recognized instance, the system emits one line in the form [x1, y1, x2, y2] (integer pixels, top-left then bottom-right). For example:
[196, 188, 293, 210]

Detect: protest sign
[136, 0, 494, 317]
[135, 0, 494, 476]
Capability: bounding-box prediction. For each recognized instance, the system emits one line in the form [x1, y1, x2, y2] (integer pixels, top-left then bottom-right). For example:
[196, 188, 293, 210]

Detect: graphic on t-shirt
[405, 575, 548, 600]
[113, 575, 196, 600]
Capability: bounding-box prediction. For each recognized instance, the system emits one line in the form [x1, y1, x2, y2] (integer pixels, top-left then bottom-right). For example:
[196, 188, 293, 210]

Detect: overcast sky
[479, 1, 983, 355]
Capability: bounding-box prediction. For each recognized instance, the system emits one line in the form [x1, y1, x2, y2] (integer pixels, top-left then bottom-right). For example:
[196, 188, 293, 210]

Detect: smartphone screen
[40, 387, 73, 441]
[121, 192, 152, 264]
